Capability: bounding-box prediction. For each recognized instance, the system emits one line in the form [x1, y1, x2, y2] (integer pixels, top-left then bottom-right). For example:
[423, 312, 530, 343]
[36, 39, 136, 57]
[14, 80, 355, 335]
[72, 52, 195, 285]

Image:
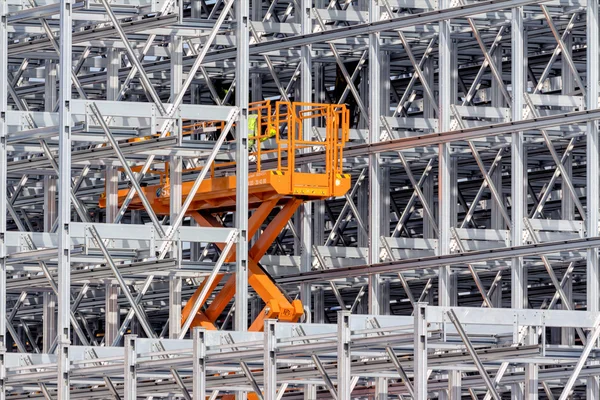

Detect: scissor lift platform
[101, 170, 351, 213]
[99, 101, 351, 333]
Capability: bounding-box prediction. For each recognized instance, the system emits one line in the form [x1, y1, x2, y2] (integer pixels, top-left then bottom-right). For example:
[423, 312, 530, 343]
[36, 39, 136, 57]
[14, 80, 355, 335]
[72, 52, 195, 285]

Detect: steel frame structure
[1, 0, 600, 398]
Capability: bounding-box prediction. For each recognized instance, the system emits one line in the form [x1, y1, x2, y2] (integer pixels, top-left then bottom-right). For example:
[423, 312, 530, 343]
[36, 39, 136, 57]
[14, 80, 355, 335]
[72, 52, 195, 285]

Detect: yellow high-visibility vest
[248, 114, 276, 147]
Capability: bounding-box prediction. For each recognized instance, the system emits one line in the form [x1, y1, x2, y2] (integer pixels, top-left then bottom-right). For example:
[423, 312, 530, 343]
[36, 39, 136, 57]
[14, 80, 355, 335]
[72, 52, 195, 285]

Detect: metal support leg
[124, 335, 137, 400]
[264, 320, 277, 400]
[525, 326, 538, 400]
[414, 303, 427, 400]
[337, 311, 351, 400]
[193, 328, 206, 400]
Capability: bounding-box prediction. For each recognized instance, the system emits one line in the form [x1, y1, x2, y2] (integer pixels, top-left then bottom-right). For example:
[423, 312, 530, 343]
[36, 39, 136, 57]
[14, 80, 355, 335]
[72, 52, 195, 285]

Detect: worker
[248, 114, 277, 152]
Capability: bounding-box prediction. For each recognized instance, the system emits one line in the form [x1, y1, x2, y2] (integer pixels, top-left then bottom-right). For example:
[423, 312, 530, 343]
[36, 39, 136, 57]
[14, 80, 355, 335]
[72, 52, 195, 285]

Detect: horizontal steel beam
[7, 14, 178, 55]
[8, 136, 177, 172]
[7, 1, 85, 23]
[277, 236, 600, 283]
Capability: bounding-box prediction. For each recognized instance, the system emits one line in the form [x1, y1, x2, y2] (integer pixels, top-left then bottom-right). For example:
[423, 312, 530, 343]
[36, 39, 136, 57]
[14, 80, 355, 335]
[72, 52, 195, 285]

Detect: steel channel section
[169, 34, 183, 340]
[264, 320, 277, 400]
[587, 0, 600, 399]
[57, 0, 73, 397]
[369, 0, 384, 394]
[414, 303, 428, 400]
[235, 12, 249, 400]
[124, 335, 137, 400]
[511, 5, 526, 396]
[0, 0, 6, 396]
[300, 2, 313, 375]
[439, 4, 456, 397]
[512, 7, 536, 397]
[337, 311, 351, 400]
[104, 48, 119, 347]
[368, 0, 381, 314]
[561, 31, 575, 347]
[193, 328, 206, 400]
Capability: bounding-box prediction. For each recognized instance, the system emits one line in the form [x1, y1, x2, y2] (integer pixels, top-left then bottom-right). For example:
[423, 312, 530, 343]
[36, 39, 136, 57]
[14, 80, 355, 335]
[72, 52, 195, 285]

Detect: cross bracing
[2, 0, 600, 398]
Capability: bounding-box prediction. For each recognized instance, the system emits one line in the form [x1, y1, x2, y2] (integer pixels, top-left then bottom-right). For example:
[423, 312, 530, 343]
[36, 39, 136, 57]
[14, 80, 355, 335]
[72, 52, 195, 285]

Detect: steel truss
[1, 0, 600, 398]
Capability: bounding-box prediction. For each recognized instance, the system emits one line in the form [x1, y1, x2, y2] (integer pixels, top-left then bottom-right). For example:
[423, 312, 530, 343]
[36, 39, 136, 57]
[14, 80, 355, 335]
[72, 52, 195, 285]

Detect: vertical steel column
[104, 121, 119, 345]
[381, 52, 391, 238]
[44, 52, 58, 355]
[251, 0, 262, 104]
[235, 0, 249, 343]
[192, 328, 206, 400]
[525, 326, 538, 400]
[368, 0, 381, 315]
[105, 285, 119, 345]
[438, 0, 453, 308]
[511, 6, 526, 310]
[491, 44, 504, 230]
[337, 311, 351, 400]
[445, 35, 460, 400]
[511, 6, 526, 400]
[313, 200, 325, 246]
[43, 292, 57, 352]
[561, 32, 574, 346]
[0, 0, 7, 396]
[300, 0, 313, 329]
[587, 0, 600, 398]
[300, 4, 316, 395]
[357, 185, 369, 248]
[104, 168, 118, 222]
[57, 0, 73, 396]
[369, 0, 387, 395]
[44, 169, 57, 351]
[169, 34, 183, 339]
[380, 280, 390, 315]
[314, 288, 325, 324]
[190, 0, 201, 104]
[264, 319, 277, 400]
[423, 57, 435, 240]
[105, 50, 119, 344]
[45, 60, 57, 109]
[414, 303, 427, 400]
[106, 48, 119, 101]
[124, 335, 137, 400]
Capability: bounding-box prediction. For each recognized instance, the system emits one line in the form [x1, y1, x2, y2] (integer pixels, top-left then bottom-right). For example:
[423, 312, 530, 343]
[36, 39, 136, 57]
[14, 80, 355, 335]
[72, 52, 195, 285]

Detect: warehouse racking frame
[2, 0, 600, 398]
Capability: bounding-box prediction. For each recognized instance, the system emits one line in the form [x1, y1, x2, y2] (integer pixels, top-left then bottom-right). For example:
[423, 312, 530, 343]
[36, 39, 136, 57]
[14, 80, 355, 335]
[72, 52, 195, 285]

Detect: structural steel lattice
[1, 0, 600, 398]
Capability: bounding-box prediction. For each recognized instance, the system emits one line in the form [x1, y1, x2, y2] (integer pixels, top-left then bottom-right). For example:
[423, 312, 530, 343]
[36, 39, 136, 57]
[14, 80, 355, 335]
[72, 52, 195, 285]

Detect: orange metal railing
[127, 100, 351, 191]
[273, 101, 349, 193]
[196, 100, 350, 189]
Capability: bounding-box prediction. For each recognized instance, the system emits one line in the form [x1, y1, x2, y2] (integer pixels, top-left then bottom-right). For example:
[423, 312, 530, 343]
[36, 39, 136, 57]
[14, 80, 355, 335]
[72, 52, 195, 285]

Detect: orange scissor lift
[100, 101, 351, 334]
